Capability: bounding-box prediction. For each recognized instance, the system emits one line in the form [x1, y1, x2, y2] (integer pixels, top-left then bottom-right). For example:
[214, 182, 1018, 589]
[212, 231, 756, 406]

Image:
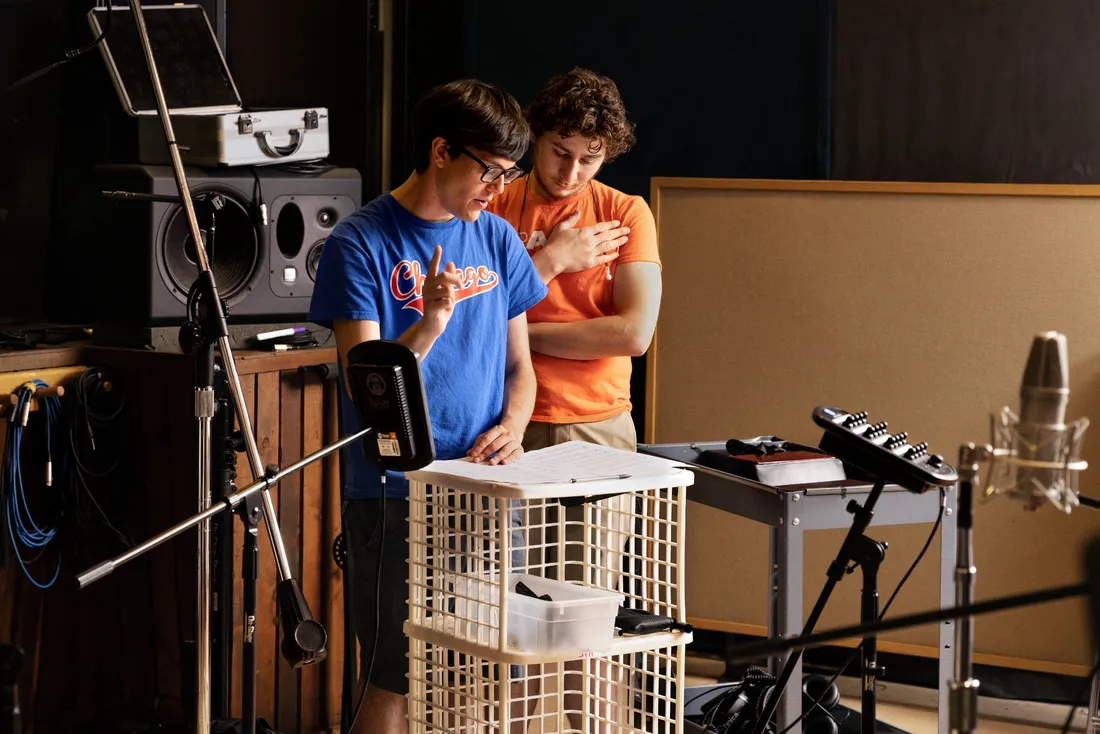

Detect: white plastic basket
[403, 442, 694, 733]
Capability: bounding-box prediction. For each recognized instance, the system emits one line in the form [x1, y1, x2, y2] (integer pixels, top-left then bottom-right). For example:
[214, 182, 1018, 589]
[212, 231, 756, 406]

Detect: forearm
[528, 316, 649, 360]
[500, 360, 537, 435]
[397, 319, 442, 359]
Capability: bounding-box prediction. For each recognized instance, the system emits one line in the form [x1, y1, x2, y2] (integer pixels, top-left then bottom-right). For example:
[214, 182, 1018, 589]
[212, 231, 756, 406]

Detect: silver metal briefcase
[89, 3, 331, 168]
[138, 108, 331, 167]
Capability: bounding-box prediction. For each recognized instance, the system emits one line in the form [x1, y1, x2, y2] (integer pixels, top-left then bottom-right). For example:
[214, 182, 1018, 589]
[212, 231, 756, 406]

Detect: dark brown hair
[526, 68, 637, 162]
[410, 80, 530, 172]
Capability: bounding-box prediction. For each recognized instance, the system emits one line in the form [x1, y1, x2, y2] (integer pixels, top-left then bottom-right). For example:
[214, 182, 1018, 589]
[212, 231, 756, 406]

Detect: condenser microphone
[1016, 332, 1070, 503]
[988, 331, 1089, 511]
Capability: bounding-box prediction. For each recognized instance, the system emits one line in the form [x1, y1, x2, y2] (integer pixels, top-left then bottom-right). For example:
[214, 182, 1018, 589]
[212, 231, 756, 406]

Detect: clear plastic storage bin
[506, 574, 624, 655]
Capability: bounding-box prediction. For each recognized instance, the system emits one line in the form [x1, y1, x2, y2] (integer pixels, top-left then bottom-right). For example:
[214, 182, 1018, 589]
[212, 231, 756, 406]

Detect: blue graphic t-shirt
[309, 193, 548, 499]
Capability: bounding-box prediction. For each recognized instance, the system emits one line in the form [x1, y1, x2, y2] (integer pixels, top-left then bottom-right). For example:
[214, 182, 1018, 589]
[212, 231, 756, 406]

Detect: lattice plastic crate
[403, 442, 694, 733]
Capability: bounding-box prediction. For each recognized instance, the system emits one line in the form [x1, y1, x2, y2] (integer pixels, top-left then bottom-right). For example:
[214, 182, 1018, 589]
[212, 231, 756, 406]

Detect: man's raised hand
[422, 245, 462, 335]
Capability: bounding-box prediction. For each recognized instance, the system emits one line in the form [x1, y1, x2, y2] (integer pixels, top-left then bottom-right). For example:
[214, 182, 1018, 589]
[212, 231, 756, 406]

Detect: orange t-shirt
[487, 177, 660, 424]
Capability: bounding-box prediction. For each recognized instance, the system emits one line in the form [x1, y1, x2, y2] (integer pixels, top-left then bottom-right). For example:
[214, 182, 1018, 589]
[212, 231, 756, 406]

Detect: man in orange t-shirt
[487, 67, 662, 453]
[488, 69, 661, 731]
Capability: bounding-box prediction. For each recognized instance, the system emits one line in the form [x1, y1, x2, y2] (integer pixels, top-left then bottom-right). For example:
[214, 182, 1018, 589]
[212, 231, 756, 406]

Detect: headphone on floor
[801, 673, 842, 734]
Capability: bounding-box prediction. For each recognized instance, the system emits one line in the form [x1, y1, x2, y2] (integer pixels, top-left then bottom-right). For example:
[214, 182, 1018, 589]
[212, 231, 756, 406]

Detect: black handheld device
[346, 338, 435, 472]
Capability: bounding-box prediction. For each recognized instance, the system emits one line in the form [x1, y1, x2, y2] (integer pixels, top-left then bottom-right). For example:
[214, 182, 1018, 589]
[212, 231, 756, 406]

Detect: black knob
[927, 454, 944, 468]
[177, 321, 205, 355]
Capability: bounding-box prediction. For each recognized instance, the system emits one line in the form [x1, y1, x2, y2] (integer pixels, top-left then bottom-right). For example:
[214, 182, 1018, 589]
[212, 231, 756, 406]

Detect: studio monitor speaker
[48, 164, 361, 327]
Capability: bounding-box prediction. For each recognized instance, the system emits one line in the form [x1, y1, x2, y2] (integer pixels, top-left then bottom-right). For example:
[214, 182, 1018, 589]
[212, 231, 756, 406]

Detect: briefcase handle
[256, 128, 307, 159]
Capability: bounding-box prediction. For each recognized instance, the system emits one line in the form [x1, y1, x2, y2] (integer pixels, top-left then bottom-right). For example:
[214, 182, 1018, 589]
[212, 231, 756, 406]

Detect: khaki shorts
[520, 412, 637, 589]
[521, 410, 637, 453]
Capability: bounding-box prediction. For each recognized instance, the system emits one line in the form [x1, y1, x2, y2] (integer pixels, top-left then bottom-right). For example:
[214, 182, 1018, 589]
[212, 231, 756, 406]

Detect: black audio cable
[64, 367, 131, 550]
[4, 0, 113, 95]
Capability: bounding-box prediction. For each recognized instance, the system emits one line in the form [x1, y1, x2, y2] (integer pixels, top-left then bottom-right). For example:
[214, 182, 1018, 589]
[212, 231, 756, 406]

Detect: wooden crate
[0, 345, 349, 734]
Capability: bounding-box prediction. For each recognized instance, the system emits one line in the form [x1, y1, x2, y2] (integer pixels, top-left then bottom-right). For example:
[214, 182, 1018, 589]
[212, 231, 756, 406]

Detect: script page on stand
[418, 441, 686, 486]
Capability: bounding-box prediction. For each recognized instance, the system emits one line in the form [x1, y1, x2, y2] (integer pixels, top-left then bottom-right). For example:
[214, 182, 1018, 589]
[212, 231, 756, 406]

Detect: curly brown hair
[526, 68, 637, 162]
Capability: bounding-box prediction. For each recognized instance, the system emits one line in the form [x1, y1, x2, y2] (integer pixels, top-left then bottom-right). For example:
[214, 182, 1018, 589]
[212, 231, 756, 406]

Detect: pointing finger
[428, 245, 443, 277]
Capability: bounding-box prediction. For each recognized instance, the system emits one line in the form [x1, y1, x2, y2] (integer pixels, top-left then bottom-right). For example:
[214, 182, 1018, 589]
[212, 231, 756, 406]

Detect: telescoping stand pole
[125, 1, 327, 727]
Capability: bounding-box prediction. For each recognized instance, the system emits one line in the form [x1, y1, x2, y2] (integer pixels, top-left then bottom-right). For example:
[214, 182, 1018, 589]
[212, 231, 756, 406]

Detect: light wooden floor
[684, 675, 1064, 734]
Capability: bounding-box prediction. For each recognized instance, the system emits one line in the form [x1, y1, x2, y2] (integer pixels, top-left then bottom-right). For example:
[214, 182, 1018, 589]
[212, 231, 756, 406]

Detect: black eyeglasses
[455, 146, 524, 184]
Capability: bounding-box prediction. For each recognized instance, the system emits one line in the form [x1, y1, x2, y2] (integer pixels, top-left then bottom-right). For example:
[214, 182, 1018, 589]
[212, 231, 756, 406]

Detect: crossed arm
[527, 261, 663, 360]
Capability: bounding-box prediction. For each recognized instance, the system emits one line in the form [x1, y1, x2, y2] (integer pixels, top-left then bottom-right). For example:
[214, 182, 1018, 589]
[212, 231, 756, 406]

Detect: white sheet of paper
[419, 440, 685, 486]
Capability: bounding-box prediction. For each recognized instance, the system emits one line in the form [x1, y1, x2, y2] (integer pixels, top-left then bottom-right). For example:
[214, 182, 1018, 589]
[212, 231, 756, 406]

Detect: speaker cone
[306, 239, 325, 281]
[162, 189, 259, 302]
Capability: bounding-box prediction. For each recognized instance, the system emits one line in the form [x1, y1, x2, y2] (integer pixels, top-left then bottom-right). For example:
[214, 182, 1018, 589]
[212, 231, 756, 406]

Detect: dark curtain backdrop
[393, 0, 830, 198]
[833, 0, 1100, 183]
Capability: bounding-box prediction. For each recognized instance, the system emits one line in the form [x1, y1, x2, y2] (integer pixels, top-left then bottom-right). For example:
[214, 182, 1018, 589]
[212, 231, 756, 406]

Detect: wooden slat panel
[169, 365, 201, 728]
[277, 373, 303, 732]
[322, 378, 346, 731]
[145, 365, 186, 726]
[230, 374, 257, 719]
[300, 371, 326, 732]
[114, 368, 157, 729]
[253, 371, 281, 722]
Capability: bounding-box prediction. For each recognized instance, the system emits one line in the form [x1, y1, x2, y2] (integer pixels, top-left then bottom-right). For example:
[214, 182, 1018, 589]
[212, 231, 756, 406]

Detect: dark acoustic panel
[833, 0, 1100, 183]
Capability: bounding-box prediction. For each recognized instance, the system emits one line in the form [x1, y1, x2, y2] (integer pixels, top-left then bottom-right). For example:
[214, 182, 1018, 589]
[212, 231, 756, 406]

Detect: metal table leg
[939, 488, 958, 734]
[770, 513, 804, 734]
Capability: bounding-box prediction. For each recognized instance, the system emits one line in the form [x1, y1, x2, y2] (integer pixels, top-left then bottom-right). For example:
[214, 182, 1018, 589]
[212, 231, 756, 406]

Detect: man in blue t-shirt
[309, 79, 547, 733]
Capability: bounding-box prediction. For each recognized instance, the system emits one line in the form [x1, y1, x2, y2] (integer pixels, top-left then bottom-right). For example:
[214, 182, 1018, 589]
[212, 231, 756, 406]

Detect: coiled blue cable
[4, 379, 62, 588]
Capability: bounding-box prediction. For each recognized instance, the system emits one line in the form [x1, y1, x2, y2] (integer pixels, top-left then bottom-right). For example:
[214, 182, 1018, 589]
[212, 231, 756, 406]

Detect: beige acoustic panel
[649, 178, 1100, 671]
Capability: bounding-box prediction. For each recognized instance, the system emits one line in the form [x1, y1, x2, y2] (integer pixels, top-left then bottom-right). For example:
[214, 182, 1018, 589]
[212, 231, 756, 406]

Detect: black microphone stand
[120, 1, 327, 728]
[851, 535, 887, 734]
[749, 479, 888, 734]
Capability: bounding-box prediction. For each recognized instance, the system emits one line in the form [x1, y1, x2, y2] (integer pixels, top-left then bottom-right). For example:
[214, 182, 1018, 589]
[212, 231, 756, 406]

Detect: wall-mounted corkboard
[648, 178, 1100, 673]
